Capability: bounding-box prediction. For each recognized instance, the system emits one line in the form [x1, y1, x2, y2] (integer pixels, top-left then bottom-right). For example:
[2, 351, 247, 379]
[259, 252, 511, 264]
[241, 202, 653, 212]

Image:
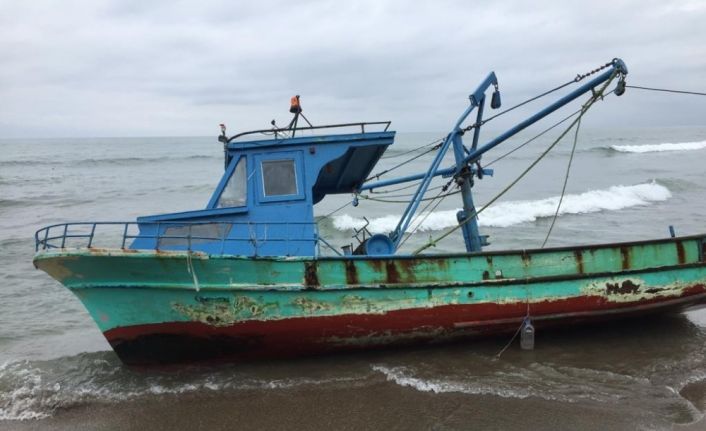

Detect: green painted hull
[34, 235, 706, 365]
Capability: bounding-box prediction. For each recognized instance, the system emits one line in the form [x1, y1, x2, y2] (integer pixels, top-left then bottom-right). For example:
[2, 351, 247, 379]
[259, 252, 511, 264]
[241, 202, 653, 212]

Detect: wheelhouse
[130, 122, 395, 256]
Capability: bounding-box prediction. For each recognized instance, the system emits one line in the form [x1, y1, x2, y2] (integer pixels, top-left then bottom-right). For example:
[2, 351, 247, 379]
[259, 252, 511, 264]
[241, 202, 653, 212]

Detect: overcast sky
[1, 0, 705, 138]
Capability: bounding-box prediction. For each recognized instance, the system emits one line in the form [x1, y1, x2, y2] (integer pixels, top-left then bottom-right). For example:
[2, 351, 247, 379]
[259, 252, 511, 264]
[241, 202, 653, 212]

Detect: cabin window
[262, 159, 298, 196]
[217, 157, 247, 208]
[159, 223, 233, 248]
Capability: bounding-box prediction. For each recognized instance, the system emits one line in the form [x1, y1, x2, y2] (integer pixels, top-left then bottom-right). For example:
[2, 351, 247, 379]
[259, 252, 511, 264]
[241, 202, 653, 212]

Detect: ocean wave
[0, 154, 216, 169]
[372, 362, 692, 408]
[372, 364, 543, 400]
[0, 353, 365, 421]
[333, 182, 671, 233]
[0, 199, 26, 209]
[0, 195, 95, 210]
[610, 141, 706, 153]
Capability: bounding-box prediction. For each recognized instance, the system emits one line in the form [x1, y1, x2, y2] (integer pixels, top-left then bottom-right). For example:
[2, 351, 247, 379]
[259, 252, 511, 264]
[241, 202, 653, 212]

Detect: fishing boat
[33, 58, 706, 365]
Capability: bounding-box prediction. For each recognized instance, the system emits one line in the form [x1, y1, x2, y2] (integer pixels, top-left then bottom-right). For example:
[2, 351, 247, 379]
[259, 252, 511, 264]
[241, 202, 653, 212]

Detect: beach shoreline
[8, 379, 702, 431]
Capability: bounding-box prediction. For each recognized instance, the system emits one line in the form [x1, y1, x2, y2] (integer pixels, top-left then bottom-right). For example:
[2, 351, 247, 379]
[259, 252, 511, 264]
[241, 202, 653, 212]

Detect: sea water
[1, 127, 706, 429]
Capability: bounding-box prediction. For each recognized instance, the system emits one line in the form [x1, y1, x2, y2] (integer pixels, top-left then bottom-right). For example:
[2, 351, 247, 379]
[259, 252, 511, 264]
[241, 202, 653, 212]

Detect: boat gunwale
[33, 247, 706, 292]
[32, 233, 706, 263]
[38, 262, 706, 292]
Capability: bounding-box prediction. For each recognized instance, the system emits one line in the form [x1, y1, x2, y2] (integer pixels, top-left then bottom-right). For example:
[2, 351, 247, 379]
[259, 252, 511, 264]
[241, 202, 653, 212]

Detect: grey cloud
[0, 0, 704, 138]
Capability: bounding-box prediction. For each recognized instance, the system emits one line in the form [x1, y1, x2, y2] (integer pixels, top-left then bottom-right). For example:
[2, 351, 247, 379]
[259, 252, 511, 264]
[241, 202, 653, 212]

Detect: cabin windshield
[217, 156, 247, 208]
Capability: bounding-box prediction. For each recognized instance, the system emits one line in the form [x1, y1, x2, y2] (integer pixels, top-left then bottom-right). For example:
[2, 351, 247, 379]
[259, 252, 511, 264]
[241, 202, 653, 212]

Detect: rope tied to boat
[186, 251, 200, 292]
[541, 115, 582, 248]
[494, 287, 533, 359]
[412, 70, 621, 255]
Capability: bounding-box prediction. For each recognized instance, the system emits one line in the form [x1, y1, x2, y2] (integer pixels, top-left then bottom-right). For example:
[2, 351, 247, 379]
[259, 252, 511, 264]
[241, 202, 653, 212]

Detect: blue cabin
[130, 122, 394, 256]
[37, 60, 630, 257]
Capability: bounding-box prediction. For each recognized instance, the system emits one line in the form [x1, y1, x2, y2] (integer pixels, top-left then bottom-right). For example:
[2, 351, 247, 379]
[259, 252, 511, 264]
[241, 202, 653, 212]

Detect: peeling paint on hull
[105, 289, 706, 365]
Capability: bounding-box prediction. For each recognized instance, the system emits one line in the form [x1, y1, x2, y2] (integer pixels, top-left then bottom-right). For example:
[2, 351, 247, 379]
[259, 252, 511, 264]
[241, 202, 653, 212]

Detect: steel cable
[625, 85, 706, 97]
[413, 72, 618, 255]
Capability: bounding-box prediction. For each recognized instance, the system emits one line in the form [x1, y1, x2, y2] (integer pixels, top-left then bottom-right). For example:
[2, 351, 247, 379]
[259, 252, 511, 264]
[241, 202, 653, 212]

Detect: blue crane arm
[361, 59, 627, 192]
[360, 58, 627, 255]
[385, 72, 499, 248]
[459, 60, 627, 168]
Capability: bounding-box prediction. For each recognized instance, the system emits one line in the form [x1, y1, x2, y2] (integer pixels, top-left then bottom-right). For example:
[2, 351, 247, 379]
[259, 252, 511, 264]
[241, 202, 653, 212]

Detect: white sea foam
[611, 141, 706, 153]
[371, 365, 536, 400]
[333, 182, 671, 233]
[0, 357, 364, 421]
[371, 362, 695, 409]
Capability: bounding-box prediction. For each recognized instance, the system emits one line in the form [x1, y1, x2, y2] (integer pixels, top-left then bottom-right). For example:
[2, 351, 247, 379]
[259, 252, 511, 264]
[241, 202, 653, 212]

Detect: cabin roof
[226, 131, 394, 151]
[226, 121, 391, 144]
[227, 130, 395, 200]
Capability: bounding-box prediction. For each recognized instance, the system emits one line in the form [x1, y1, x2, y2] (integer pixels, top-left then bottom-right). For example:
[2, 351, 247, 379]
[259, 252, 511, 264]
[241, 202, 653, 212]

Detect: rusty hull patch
[172, 299, 235, 326]
[369, 259, 384, 273]
[344, 260, 359, 285]
[521, 250, 531, 267]
[172, 295, 280, 326]
[645, 287, 666, 294]
[233, 296, 279, 317]
[606, 280, 640, 295]
[292, 297, 330, 314]
[33, 256, 79, 282]
[676, 241, 686, 264]
[385, 261, 401, 284]
[574, 249, 584, 274]
[304, 261, 320, 289]
[325, 326, 447, 347]
[341, 294, 383, 313]
[620, 246, 631, 270]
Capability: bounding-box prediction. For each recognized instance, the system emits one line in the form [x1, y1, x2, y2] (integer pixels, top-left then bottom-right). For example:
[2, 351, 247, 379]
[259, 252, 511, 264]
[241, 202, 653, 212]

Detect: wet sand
[5, 379, 704, 431]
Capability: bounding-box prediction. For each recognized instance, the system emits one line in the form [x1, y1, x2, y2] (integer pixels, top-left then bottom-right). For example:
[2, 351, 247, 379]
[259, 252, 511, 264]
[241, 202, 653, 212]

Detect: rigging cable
[320, 200, 352, 219]
[365, 142, 442, 182]
[398, 183, 457, 249]
[360, 188, 461, 204]
[485, 107, 583, 167]
[369, 180, 423, 194]
[367, 182, 448, 199]
[363, 61, 618, 190]
[380, 138, 444, 160]
[625, 85, 706, 97]
[367, 98, 588, 199]
[412, 71, 619, 255]
[462, 61, 614, 132]
[541, 116, 582, 248]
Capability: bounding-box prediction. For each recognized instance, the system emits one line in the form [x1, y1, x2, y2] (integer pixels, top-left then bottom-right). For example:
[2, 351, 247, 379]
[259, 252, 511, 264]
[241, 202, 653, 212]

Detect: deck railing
[34, 221, 322, 256]
[226, 121, 392, 142]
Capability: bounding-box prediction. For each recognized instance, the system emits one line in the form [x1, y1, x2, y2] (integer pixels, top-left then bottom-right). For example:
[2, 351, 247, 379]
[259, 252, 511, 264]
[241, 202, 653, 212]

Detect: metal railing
[226, 121, 392, 142]
[34, 221, 320, 256]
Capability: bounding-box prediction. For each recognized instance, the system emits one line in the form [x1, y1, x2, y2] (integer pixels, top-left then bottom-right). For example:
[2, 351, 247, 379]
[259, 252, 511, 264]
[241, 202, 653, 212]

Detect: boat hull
[34, 235, 706, 365]
[103, 288, 706, 365]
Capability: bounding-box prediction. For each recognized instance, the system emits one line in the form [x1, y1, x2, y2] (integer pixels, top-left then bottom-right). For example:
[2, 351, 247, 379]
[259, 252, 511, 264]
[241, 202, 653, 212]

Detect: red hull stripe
[103, 289, 706, 365]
